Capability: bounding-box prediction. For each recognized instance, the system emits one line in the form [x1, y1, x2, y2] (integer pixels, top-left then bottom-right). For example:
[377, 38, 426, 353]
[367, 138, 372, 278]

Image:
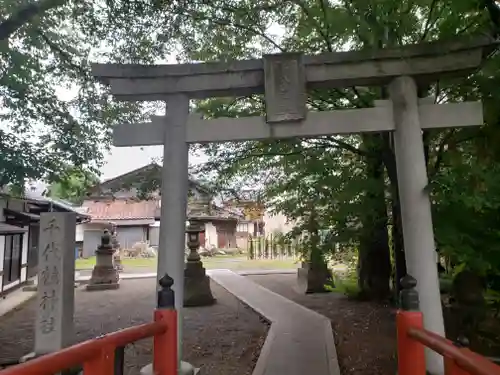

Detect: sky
[6, 15, 285, 193]
[99, 22, 286, 181]
[100, 145, 208, 181]
[51, 50, 211, 182]
[28, 20, 286, 183]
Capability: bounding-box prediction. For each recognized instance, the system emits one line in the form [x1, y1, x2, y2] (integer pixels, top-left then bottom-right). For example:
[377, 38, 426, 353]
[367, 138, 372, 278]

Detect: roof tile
[83, 199, 158, 221]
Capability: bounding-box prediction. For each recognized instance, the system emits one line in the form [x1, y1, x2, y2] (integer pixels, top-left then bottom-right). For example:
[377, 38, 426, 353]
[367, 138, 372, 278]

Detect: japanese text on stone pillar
[39, 217, 61, 335]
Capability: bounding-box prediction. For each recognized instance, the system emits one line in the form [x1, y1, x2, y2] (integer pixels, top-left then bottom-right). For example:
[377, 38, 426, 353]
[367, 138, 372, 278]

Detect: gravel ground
[248, 274, 397, 375]
[0, 279, 268, 375]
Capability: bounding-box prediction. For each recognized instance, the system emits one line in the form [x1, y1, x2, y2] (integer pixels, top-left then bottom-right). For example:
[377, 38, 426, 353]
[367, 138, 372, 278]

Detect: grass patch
[76, 255, 298, 271]
[330, 272, 360, 297]
[207, 253, 245, 258]
[204, 257, 298, 270]
[75, 256, 156, 270]
[75, 257, 96, 270]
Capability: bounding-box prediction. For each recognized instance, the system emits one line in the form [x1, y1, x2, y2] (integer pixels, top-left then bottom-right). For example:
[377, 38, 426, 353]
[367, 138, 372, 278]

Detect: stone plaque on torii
[92, 36, 496, 375]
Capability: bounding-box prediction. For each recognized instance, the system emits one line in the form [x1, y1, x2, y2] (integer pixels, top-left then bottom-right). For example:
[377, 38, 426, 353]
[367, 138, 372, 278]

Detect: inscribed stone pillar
[389, 76, 445, 375]
[35, 212, 76, 355]
[156, 94, 190, 363]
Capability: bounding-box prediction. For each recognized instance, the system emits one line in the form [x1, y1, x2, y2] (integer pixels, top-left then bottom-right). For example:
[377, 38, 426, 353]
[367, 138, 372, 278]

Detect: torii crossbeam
[113, 100, 482, 146]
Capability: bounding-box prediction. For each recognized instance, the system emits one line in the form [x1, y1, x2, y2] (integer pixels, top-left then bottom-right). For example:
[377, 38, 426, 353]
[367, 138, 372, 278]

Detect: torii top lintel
[91, 36, 497, 102]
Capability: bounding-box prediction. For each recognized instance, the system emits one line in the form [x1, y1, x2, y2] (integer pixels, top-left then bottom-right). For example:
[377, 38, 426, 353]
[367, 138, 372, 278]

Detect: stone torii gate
[92, 36, 494, 375]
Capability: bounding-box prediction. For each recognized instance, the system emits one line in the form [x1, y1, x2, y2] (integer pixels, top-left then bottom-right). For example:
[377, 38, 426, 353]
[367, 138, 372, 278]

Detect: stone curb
[74, 269, 297, 284]
[0, 289, 36, 319]
[75, 273, 157, 285]
[236, 269, 297, 276]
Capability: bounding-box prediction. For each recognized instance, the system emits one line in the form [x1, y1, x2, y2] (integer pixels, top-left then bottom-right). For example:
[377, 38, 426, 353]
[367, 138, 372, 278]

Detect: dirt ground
[248, 274, 397, 375]
[0, 279, 268, 375]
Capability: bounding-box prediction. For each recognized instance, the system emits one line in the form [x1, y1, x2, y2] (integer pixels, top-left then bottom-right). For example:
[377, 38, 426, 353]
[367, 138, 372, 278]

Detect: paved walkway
[207, 269, 340, 375]
[249, 274, 398, 375]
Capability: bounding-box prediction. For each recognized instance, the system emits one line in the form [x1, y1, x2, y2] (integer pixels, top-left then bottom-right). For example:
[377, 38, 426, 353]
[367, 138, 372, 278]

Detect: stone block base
[89, 264, 119, 284]
[140, 361, 199, 375]
[85, 282, 120, 291]
[86, 262, 120, 292]
[297, 262, 332, 294]
[184, 262, 215, 307]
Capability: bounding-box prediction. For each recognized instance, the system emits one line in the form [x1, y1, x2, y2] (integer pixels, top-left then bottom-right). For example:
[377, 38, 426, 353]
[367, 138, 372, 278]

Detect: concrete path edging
[208, 269, 341, 375]
[0, 288, 36, 319]
[75, 273, 157, 284]
[74, 269, 297, 284]
[236, 269, 297, 276]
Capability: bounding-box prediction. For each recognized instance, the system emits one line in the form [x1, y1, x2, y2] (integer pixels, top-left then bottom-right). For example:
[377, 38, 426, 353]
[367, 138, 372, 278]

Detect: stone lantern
[183, 220, 215, 307]
[110, 223, 123, 272]
[86, 229, 120, 291]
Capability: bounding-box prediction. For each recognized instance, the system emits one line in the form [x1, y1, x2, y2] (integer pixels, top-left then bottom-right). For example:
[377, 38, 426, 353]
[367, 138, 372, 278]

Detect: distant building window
[237, 223, 248, 233]
[3, 234, 23, 285]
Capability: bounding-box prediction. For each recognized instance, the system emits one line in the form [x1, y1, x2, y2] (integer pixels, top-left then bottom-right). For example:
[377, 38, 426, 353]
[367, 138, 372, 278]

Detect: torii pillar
[156, 94, 190, 356]
[390, 76, 446, 373]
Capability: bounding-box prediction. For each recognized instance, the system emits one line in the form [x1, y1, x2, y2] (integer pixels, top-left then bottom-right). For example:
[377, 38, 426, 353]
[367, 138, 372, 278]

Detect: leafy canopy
[0, 0, 171, 191]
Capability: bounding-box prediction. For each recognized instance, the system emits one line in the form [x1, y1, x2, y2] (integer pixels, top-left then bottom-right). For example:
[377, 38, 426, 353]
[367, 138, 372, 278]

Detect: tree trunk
[450, 270, 487, 343]
[357, 136, 392, 301]
[391, 185, 407, 296]
[382, 134, 407, 297]
[384, 148, 407, 296]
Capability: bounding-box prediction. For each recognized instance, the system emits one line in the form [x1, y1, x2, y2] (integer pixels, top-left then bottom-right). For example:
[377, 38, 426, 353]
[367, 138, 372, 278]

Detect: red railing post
[397, 275, 426, 375]
[445, 357, 470, 375]
[154, 274, 178, 375]
[0, 316, 168, 375]
[445, 337, 473, 375]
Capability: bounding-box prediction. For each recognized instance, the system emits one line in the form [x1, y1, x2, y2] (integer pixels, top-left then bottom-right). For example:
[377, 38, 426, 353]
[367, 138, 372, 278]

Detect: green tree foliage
[432, 143, 500, 276]
[0, 0, 171, 190]
[157, 0, 500, 300]
[8, 0, 500, 300]
[47, 166, 99, 204]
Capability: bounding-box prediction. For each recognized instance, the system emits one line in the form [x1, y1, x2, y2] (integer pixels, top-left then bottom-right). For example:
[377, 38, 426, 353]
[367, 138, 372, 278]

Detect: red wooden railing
[6, 272, 499, 375]
[397, 275, 500, 375]
[0, 274, 178, 375]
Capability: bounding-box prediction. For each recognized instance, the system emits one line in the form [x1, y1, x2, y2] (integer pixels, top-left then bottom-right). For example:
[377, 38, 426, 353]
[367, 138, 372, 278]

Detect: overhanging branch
[429, 130, 481, 178]
[0, 0, 68, 41]
[420, 0, 438, 41]
[178, 10, 284, 52]
[36, 30, 89, 79]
